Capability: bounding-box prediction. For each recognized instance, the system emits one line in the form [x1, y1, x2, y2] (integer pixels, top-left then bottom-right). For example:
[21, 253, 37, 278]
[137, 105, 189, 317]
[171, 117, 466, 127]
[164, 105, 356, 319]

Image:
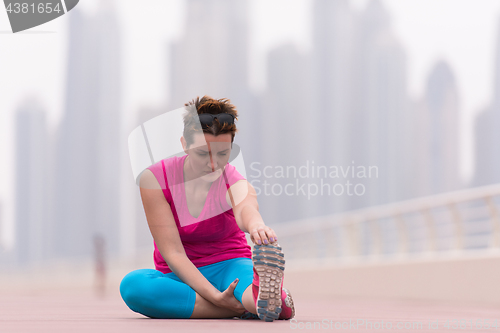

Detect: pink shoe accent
[253, 267, 259, 286]
[278, 288, 295, 319]
[252, 283, 259, 308]
[252, 267, 260, 307]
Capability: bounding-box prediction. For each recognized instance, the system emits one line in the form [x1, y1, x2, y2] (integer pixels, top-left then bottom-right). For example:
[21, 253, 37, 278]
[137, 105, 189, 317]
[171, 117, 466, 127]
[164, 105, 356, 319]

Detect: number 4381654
[443, 319, 498, 329]
[6, 3, 62, 14]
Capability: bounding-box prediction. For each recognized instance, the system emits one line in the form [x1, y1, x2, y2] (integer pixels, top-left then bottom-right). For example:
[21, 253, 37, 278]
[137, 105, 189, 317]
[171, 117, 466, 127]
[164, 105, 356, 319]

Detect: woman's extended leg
[120, 268, 247, 319]
[216, 258, 257, 315]
[120, 268, 198, 319]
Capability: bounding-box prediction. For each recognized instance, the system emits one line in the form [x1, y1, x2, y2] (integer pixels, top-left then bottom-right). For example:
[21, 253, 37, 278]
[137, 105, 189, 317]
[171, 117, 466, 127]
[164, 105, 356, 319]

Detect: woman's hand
[213, 278, 246, 315]
[249, 223, 278, 245]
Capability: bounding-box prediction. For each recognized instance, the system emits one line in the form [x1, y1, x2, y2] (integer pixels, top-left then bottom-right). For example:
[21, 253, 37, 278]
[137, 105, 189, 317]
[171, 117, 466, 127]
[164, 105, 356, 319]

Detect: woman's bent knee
[119, 269, 195, 319]
[120, 269, 158, 312]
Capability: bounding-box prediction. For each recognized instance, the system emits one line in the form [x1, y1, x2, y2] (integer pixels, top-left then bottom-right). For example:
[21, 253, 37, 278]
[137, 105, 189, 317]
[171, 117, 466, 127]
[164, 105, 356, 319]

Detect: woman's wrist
[247, 220, 265, 232]
[207, 288, 223, 306]
[240, 206, 265, 232]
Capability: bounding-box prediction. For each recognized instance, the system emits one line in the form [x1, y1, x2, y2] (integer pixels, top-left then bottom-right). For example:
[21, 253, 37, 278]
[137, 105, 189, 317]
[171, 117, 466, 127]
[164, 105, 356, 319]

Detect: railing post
[448, 203, 464, 250]
[311, 226, 320, 260]
[346, 218, 361, 259]
[485, 196, 500, 248]
[325, 225, 337, 259]
[395, 213, 409, 255]
[422, 208, 437, 253]
[369, 218, 383, 258]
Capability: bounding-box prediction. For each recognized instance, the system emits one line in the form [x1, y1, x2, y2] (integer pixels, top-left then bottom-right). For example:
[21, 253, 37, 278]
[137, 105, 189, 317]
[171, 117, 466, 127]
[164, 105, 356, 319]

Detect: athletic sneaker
[245, 286, 295, 320]
[279, 287, 295, 320]
[236, 310, 260, 320]
[251, 243, 286, 322]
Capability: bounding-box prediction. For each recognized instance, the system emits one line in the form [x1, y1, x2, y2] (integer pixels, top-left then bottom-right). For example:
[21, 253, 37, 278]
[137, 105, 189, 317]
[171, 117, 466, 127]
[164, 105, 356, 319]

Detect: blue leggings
[120, 257, 253, 319]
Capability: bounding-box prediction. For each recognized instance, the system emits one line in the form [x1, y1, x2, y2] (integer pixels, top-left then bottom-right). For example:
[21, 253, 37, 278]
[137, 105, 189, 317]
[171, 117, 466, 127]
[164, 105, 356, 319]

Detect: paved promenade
[1, 250, 499, 333]
[2, 285, 500, 333]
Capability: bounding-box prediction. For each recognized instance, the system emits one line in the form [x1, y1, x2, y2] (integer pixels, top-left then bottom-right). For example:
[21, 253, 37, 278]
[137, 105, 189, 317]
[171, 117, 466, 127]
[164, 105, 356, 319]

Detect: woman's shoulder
[139, 169, 162, 190]
[144, 155, 184, 189]
[148, 155, 183, 170]
[223, 162, 246, 183]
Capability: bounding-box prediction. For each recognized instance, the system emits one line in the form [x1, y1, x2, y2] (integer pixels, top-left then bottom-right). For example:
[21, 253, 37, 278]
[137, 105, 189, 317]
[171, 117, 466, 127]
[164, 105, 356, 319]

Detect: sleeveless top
[146, 154, 252, 274]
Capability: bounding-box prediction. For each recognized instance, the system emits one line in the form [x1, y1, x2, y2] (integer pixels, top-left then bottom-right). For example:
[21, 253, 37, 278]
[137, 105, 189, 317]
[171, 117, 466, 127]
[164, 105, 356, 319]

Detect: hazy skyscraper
[350, 0, 410, 208]
[260, 43, 312, 223]
[425, 60, 461, 194]
[367, 33, 409, 205]
[410, 99, 433, 198]
[169, 0, 250, 107]
[473, 107, 495, 186]
[473, 17, 500, 187]
[311, 0, 356, 216]
[14, 99, 50, 266]
[52, 3, 123, 259]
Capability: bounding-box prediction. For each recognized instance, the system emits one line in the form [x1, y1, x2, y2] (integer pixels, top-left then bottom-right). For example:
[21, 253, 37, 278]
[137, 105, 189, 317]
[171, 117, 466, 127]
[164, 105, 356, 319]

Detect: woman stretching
[120, 96, 295, 321]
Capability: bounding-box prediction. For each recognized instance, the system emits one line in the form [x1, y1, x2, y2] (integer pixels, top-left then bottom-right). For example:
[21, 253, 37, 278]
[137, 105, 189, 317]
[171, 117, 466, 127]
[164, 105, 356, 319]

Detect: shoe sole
[252, 243, 286, 322]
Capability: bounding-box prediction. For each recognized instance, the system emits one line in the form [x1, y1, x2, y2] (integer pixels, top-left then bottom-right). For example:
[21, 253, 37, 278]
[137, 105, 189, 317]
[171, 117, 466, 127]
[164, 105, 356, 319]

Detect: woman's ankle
[189, 292, 243, 319]
[241, 284, 258, 315]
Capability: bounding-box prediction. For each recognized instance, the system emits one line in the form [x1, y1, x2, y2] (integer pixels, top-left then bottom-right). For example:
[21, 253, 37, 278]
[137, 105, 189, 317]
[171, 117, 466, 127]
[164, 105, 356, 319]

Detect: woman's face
[182, 132, 232, 182]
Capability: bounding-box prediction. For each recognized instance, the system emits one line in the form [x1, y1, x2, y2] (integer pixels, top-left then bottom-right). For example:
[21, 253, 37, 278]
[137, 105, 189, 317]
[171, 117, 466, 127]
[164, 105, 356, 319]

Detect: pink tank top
[146, 154, 252, 274]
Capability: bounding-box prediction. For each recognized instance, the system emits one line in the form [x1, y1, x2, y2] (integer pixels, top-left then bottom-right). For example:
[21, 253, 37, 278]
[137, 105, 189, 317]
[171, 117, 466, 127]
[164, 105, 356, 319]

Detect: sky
[1, 0, 500, 247]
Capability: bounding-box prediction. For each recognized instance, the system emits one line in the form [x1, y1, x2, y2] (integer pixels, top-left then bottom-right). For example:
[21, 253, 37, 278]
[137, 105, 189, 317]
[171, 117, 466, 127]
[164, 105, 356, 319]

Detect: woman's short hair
[183, 95, 239, 148]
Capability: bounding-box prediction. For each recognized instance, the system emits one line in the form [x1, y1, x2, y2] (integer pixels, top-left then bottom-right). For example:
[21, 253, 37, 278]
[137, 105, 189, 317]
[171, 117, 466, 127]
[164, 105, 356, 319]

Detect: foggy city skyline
[2, 0, 500, 270]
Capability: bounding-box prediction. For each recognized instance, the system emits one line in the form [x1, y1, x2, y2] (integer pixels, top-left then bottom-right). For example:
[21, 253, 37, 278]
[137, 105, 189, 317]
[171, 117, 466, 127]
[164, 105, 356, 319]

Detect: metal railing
[274, 183, 500, 267]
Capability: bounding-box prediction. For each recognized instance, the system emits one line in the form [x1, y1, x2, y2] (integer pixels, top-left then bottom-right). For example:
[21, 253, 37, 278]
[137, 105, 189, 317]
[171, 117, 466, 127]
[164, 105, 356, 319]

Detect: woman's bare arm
[227, 180, 277, 245]
[139, 169, 223, 305]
